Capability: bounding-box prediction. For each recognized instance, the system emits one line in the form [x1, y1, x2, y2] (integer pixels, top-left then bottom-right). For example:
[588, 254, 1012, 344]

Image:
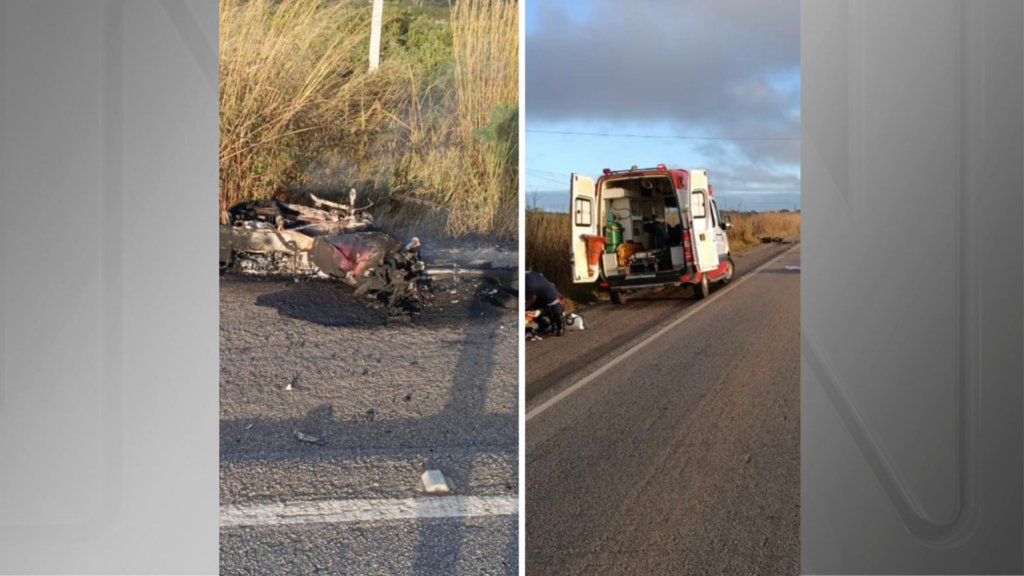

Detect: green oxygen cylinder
[604, 212, 623, 254]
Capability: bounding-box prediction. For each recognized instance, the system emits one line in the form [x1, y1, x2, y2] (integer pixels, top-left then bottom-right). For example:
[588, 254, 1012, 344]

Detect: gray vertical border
[0, 0, 6, 418]
[158, 0, 217, 92]
[803, 1, 1023, 572]
[802, 0, 982, 548]
[0, 0, 214, 543]
[847, 0, 865, 221]
[0, 2, 220, 570]
[0, 0, 127, 542]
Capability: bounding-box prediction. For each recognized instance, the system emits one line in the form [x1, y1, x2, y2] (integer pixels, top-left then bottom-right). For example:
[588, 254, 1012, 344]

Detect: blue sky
[524, 0, 800, 212]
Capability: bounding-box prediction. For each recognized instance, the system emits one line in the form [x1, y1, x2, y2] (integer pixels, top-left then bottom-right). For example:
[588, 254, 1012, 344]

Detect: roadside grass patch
[219, 0, 518, 238]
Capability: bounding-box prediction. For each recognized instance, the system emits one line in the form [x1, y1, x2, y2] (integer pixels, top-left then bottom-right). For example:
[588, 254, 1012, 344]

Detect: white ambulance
[570, 165, 734, 304]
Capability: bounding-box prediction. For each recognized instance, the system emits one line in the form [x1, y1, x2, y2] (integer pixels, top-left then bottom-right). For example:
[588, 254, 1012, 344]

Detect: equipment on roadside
[604, 216, 623, 254]
[565, 313, 585, 331]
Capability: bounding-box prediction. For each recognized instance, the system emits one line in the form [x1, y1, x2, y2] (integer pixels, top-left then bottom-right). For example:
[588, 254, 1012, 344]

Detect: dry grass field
[219, 0, 518, 238]
[724, 210, 802, 251]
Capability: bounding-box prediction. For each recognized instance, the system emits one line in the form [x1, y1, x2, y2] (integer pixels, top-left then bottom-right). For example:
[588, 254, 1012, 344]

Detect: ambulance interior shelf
[601, 186, 683, 277]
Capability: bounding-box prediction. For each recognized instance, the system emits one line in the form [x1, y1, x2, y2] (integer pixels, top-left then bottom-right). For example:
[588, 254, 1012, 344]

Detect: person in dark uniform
[648, 218, 670, 250]
[525, 271, 566, 337]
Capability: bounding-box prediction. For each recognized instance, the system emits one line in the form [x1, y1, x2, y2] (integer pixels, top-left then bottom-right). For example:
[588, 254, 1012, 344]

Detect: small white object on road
[418, 470, 451, 494]
[566, 313, 586, 330]
[785, 266, 800, 271]
[294, 431, 325, 445]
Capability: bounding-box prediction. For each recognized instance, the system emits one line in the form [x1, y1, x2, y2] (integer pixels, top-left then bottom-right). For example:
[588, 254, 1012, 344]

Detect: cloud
[526, 0, 800, 172]
[694, 138, 800, 177]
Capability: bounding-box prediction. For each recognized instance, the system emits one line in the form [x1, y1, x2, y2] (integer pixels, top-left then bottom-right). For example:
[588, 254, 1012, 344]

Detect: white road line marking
[220, 495, 519, 528]
[526, 243, 801, 422]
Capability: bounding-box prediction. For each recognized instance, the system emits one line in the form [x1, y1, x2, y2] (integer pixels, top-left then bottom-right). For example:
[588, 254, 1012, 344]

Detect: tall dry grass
[219, 0, 374, 211]
[724, 211, 802, 251]
[382, 0, 518, 237]
[526, 209, 801, 307]
[524, 210, 587, 301]
[218, 0, 518, 238]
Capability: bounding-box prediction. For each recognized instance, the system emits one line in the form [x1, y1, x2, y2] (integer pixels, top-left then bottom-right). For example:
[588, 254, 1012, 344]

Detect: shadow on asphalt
[413, 294, 516, 574]
[242, 277, 507, 330]
[220, 294, 518, 575]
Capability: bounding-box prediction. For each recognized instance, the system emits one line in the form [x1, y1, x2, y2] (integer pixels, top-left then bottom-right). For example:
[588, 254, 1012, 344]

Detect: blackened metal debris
[220, 190, 518, 315]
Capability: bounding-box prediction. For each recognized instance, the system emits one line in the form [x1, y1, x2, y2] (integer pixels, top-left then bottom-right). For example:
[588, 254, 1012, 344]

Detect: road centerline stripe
[525, 243, 801, 422]
[220, 495, 519, 528]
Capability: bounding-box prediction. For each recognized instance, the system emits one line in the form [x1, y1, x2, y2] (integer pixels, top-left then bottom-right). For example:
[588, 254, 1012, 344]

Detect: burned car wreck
[220, 190, 515, 313]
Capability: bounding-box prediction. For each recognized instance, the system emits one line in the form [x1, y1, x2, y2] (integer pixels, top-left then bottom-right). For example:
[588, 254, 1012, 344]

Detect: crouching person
[525, 271, 566, 338]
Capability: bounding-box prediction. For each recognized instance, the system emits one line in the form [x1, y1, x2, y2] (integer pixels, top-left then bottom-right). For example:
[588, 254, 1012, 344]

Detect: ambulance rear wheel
[610, 289, 628, 305]
[719, 257, 735, 284]
[693, 275, 710, 300]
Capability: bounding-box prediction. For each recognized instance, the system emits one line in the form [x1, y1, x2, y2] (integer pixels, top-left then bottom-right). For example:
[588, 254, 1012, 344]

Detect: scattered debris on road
[526, 309, 585, 340]
[477, 280, 518, 309]
[417, 470, 453, 494]
[565, 313, 586, 331]
[294, 431, 326, 446]
[760, 236, 786, 243]
[785, 266, 801, 272]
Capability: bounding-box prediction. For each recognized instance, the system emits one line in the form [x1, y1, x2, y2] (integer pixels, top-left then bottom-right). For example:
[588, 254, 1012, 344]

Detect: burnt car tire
[610, 289, 628, 305]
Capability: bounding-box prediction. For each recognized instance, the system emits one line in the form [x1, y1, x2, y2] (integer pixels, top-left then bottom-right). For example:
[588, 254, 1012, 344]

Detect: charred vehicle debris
[219, 190, 517, 314]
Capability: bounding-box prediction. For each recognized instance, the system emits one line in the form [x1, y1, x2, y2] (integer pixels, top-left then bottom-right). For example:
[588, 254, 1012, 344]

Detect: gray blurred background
[0, 1, 218, 574]
[802, 1, 1022, 573]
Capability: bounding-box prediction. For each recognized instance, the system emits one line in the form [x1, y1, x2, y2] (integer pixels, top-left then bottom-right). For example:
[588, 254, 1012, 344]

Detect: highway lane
[219, 270, 519, 575]
[526, 244, 800, 575]
[526, 240, 799, 403]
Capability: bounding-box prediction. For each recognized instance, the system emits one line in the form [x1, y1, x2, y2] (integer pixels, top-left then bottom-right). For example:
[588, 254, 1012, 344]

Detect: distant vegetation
[219, 0, 518, 238]
[525, 210, 593, 306]
[724, 210, 801, 252]
[526, 209, 801, 309]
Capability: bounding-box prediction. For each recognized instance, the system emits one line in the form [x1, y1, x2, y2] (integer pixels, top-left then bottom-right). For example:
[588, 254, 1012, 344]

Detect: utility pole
[369, 0, 383, 72]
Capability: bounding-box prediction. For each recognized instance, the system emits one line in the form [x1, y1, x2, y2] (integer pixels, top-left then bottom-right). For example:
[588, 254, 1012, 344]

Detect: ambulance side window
[691, 191, 707, 219]
[574, 197, 593, 227]
[710, 198, 720, 227]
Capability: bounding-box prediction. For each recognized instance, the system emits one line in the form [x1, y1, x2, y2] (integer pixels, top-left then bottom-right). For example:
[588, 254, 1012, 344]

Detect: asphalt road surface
[526, 241, 801, 575]
[219, 267, 518, 575]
